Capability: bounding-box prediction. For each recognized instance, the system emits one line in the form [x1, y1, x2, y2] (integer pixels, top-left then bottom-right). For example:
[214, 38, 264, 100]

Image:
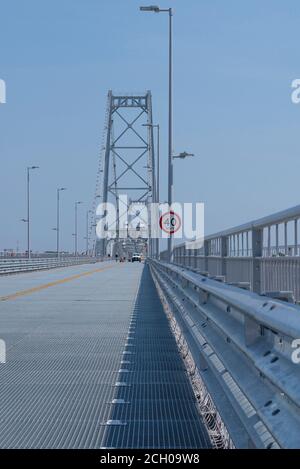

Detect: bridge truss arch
[92, 91, 157, 259]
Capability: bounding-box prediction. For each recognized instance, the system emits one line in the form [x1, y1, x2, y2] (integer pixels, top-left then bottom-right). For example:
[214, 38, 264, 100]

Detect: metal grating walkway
[0, 262, 140, 448]
[0, 262, 210, 448]
[101, 265, 211, 448]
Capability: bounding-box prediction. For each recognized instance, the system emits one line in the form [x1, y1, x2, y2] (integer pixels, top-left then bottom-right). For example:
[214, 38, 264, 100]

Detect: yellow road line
[0, 264, 114, 302]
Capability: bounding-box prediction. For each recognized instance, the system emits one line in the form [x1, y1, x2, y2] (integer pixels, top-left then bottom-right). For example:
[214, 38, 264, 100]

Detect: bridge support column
[252, 228, 263, 294]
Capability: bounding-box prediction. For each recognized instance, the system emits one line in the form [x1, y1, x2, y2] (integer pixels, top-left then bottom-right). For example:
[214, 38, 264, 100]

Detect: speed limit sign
[159, 211, 181, 234]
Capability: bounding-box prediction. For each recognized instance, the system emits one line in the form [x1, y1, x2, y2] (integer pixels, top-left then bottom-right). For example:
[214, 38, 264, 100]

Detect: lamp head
[140, 5, 160, 12]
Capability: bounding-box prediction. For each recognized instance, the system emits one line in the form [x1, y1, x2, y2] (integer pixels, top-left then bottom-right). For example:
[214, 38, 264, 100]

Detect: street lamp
[74, 201, 83, 256]
[140, 5, 160, 12]
[86, 209, 93, 255]
[173, 152, 194, 159]
[142, 122, 160, 258]
[25, 166, 39, 259]
[56, 188, 67, 257]
[140, 5, 173, 262]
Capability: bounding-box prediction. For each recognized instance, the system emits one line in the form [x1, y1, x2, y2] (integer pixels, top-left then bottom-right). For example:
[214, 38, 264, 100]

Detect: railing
[149, 259, 300, 448]
[0, 252, 91, 258]
[161, 203, 300, 301]
[0, 257, 100, 275]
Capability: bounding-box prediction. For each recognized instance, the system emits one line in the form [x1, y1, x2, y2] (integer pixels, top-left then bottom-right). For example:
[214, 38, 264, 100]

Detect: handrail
[205, 203, 300, 240]
[0, 257, 99, 275]
[160, 203, 300, 301]
[167, 203, 300, 249]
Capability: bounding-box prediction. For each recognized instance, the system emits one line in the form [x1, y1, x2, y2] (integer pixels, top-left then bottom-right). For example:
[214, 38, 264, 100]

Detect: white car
[131, 253, 142, 263]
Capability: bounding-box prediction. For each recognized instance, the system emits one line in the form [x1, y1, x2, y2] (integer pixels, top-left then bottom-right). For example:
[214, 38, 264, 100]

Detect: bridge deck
[0, 262, 210, 448]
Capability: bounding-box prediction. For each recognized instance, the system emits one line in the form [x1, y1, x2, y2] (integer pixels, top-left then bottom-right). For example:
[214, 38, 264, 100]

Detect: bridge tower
[92, 91, 157, 258]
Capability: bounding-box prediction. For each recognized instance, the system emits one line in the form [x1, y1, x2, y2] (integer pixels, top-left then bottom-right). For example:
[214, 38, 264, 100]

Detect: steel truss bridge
[1, 93, 300, 449]
[92, 91, 157, 260]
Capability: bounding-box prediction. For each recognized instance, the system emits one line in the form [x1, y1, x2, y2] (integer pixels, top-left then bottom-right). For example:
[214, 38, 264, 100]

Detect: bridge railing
[0, 256, 101, 275]
[149, 258, 300, 448]
[161, 204, 300, 302]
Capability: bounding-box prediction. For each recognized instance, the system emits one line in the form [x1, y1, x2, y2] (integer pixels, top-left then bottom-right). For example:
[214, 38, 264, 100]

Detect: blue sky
[1, 0, 300, 252]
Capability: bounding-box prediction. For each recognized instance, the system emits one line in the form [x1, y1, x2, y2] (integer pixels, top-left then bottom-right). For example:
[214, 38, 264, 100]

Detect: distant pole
[74, 201, 83, 256]
[86, 210, 92, 255]
[26, 166, 39, 259]
[156, 124, 160, 259]
[57, 188, 66, 257]
[142, 122, 160, 258]
[75, 203, 77, 255]
[27, 168, 29, 258]
[86, 211, 88, 254]
[57, 190, 60, 257]
[167, 8, 173, 263]
[156, 125, 160, 206]
[139, 6, 173, 262]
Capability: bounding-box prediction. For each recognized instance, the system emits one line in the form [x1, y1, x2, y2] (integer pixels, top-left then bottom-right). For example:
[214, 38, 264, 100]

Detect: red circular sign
[159, 211, 181, 234]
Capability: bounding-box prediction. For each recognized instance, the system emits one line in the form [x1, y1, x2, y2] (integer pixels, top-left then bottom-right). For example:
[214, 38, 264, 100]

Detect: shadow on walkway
[101, 264, 211, 449]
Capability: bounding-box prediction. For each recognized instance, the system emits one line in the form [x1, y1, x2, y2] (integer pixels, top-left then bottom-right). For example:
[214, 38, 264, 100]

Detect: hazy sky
[1, 0, 300, 252]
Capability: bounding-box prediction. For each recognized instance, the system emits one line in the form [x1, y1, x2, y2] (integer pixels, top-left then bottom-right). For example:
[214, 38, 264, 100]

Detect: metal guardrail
[150, 259, 300, 449]
[0, 253, 78, 259]
[161, 203, 300, 301]
[0, 257, 99, 275]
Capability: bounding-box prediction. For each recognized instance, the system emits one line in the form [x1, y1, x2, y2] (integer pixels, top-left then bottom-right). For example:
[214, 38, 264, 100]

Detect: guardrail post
[252, 228, 263, 293]
[191, 248, 195, 268]
[245, 316, 261, 346]
[193, 248, 198, 268]
[182, 245, 185, 266]
[204, 240, 209, 273]
[173, 246, 177, 263]
[220, 236, 227, 278]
